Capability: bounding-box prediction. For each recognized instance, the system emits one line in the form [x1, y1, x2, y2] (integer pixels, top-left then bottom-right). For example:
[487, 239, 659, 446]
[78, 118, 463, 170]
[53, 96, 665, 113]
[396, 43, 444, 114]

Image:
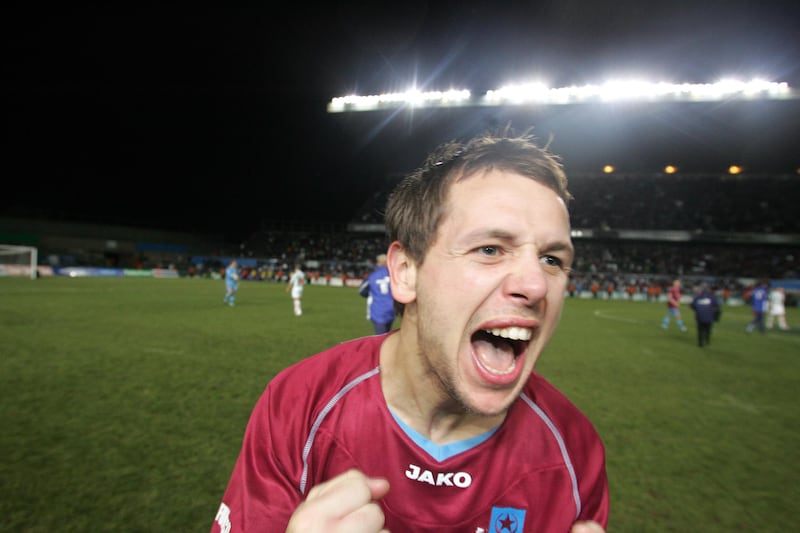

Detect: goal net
[0, 245, 38, 279]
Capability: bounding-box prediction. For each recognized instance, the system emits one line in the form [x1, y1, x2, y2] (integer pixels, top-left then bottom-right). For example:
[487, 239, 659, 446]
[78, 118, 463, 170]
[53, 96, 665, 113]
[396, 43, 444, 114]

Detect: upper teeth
[485, 327, 532, 341]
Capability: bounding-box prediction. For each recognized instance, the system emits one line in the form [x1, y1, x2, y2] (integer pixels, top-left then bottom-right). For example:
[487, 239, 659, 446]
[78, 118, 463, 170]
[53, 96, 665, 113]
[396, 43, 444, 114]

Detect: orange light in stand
[728, 165, 743, 175]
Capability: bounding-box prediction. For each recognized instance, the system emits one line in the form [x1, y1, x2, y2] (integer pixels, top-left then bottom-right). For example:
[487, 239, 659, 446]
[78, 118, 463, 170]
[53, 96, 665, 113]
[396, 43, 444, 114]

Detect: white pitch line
[593, 309, 641, 324]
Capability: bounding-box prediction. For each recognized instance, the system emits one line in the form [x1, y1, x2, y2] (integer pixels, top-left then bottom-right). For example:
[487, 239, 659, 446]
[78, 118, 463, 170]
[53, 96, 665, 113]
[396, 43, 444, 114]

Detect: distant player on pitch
[661, 278, 688, 332]
[223, 259, 239, 307]
[359, 253, 396, 334]
[286, 263, 306, 316]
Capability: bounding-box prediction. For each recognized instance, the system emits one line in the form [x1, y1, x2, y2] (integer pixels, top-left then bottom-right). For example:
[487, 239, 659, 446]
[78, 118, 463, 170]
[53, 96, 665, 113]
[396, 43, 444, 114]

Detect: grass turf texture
[1, 276, 798, 532]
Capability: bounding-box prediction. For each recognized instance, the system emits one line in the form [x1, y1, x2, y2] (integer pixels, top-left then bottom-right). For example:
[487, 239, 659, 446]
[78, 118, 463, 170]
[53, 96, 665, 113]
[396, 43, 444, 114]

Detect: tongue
[473, 336, 515, 372]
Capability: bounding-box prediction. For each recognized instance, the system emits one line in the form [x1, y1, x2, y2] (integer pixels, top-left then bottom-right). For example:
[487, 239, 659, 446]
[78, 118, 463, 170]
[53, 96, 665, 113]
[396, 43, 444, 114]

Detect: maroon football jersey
[212, 333, 608, 532]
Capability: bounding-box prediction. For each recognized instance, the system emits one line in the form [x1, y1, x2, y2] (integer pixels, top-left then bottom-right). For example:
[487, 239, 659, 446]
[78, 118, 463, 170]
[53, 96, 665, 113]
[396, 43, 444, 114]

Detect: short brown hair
[384, 128, 571, 266]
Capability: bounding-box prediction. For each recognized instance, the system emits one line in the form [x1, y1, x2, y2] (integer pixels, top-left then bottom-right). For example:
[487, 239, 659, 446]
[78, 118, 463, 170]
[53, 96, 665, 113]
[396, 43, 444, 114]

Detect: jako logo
[405, 464, 472, 487]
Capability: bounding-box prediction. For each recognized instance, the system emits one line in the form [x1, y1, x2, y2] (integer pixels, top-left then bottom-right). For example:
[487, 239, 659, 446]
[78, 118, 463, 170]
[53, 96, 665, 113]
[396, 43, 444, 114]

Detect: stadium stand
[1, 171, 797, 303]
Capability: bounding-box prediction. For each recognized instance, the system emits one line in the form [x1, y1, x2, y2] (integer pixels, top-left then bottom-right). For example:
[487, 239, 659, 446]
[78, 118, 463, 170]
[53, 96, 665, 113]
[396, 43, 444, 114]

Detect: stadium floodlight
[0, 244, 38, 279]
[328, 88, 472, 113]
[483, 79, 793, 106]
[328, 78, 796, 112]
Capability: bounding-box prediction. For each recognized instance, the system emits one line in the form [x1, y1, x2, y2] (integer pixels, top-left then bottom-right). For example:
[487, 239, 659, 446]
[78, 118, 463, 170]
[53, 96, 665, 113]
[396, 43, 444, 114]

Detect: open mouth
[471, 326, 531, 377]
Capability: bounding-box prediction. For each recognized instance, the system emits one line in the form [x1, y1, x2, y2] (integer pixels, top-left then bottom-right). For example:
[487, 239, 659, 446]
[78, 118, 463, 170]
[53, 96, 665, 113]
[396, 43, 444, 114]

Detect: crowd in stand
[220, 230, 796, 281]
[566, 173, 800, 234]
[195, 172, 797, 305]
[23, 172, 796, 304]
[353, 172, 800, 234]
[232, 174, 796, 267]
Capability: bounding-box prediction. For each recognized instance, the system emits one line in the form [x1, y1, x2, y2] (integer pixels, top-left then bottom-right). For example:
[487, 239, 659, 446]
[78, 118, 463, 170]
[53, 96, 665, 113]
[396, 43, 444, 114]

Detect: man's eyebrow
[459, 228, 515, 242]
[453, 229, 516, 249]
[543, 240, 575, 255]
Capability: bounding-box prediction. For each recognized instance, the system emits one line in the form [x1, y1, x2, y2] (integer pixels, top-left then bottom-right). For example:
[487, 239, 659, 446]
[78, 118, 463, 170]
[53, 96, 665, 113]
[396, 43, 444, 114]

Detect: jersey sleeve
[529, 374, 610, 528]
[211, 384, 304, 533]
[574, 427, 610, 527]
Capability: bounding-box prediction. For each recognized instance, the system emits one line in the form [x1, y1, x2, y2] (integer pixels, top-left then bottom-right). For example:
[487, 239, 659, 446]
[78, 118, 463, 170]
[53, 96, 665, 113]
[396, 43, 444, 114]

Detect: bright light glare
[486, 79, 791, 105]
[328, 78, 794, 112]
[328, 88, 471, 112]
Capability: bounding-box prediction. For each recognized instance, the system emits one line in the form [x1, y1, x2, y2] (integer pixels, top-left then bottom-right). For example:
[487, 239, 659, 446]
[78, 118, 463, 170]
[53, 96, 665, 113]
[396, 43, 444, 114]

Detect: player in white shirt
[286, 263, 307, 316]
[767, 286, 789, 330]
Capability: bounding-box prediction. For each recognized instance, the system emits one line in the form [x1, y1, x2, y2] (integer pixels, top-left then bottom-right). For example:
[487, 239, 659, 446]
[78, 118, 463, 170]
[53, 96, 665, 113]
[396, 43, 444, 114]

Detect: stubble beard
[417, 317, 505, 419]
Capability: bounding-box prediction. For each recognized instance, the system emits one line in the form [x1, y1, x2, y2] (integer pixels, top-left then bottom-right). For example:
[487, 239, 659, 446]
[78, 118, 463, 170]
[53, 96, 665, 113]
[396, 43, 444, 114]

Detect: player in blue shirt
[359, 253, 395, 334]
[223, 259, 240, 307]
[745, 280, 769, 334]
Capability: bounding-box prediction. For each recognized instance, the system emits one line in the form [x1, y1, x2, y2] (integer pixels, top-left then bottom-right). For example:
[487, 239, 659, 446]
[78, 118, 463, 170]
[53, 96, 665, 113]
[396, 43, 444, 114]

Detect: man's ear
[387, 241, 416, 304]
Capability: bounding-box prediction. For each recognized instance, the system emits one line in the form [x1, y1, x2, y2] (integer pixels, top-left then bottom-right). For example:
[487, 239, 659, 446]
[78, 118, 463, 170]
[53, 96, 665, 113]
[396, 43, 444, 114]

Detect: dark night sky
[5, 2, 800, 241]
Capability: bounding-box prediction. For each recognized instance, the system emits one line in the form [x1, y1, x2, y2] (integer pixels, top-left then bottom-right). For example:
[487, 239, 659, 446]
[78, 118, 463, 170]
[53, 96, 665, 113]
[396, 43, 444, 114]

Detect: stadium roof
[4, 2, 800, 241]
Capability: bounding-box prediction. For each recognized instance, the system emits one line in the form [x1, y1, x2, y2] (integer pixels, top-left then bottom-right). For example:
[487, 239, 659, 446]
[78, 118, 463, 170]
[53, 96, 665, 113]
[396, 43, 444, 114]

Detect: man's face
[411, 170, 573, 416]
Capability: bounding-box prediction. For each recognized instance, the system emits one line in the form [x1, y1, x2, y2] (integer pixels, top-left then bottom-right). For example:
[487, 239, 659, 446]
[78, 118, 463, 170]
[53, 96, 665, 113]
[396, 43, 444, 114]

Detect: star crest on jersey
[489, 506, 525, 533]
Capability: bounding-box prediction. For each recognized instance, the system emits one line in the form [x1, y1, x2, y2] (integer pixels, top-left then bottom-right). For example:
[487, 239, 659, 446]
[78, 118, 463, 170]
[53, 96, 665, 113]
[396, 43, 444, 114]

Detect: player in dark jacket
[690, 284, 721, 347]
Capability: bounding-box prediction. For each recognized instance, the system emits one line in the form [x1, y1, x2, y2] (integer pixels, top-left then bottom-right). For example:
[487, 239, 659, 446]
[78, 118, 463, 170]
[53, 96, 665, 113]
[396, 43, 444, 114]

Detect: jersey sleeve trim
[520, 391, 581, 520]
[300, 365, 381, 494]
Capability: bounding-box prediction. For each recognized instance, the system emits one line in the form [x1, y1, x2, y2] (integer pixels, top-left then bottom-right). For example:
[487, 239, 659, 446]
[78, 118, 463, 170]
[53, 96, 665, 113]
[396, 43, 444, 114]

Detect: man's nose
[503, 257, 548, 304]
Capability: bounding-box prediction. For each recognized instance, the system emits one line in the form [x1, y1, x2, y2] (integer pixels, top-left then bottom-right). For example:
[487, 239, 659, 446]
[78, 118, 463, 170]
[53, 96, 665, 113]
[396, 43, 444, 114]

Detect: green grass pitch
[1, 276, 798, 532]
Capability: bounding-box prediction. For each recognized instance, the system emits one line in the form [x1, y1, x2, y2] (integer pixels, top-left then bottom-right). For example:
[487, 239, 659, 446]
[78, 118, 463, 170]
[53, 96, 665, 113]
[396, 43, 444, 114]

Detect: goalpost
[0, 244, 39, 279]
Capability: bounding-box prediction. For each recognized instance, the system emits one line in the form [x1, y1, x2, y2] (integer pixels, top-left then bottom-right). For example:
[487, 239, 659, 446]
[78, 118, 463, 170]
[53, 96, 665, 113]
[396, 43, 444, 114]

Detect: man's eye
[541, 255, 564, 268]
[478, 246, 499, 256]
